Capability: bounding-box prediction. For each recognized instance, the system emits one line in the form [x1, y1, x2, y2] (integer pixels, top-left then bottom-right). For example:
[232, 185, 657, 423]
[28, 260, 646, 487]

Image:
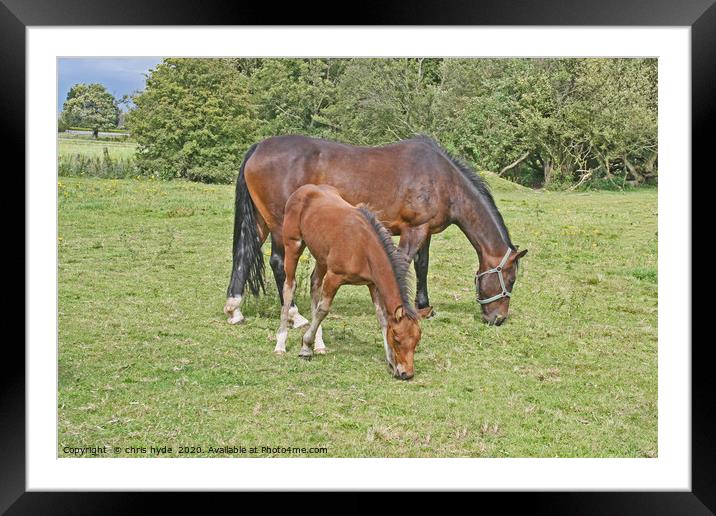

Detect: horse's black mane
[411, 135, 515, 250]
[356, 206, 417, 320]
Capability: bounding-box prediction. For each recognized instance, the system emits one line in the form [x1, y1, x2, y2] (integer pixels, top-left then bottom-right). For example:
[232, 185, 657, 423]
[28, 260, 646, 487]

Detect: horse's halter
[475, 248, 514, 305]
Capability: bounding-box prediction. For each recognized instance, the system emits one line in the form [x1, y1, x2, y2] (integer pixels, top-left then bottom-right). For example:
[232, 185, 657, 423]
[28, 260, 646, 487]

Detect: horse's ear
[516, 249, 528, 260]
[394, 306, 404, 321]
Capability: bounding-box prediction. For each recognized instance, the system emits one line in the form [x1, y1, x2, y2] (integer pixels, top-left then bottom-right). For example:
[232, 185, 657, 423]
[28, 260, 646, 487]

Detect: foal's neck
[452, 188, 511, 266]
[366, 242, 405, 316]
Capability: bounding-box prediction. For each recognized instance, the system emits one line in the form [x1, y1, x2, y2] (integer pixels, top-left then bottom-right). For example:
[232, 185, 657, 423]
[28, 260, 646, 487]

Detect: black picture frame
[5, 0, 712, 512]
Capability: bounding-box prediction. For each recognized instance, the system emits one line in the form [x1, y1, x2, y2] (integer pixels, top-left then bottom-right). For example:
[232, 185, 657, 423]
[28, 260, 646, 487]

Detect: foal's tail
[227, 143, 265, 298]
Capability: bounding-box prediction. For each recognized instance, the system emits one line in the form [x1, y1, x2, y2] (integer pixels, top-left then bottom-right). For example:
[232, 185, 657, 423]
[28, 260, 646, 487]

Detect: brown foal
[274, 185, 422, 380]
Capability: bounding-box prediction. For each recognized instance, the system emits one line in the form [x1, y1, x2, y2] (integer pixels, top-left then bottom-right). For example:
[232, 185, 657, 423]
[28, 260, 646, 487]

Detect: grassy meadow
[58, 162, 658, 457]
[58, 135, 138, 179]
[59, 135, 138, 160]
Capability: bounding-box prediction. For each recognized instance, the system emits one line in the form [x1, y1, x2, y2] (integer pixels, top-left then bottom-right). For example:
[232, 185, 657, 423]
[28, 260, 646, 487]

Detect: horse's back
[246, 135, 452, 232]
[257, 133, 436, 155]
[249, 135, 441, 178]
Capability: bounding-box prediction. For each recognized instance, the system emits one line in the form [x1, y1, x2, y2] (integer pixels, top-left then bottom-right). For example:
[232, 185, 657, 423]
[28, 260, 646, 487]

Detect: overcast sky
[57, 57, 163, 113]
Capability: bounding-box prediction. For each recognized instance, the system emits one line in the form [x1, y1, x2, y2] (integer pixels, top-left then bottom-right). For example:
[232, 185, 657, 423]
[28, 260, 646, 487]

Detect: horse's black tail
[227, 143, 265, 298]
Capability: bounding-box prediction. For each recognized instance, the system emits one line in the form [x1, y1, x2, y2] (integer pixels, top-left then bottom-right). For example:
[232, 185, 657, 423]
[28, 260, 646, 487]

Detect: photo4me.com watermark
[61, 444, 329, 457]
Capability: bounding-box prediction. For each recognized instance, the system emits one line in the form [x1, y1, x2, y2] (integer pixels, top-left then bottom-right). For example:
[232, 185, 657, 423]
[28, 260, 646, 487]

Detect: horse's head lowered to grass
[475, 247, 528, 325]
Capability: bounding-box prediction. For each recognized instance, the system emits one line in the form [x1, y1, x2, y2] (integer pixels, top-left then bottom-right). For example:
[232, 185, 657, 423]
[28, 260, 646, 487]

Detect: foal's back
[283, 184, 377, 284]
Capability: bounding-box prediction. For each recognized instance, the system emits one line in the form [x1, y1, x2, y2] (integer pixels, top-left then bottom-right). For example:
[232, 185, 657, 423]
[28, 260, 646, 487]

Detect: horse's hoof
[227, 314, 245, 325]
[298, 348, 313, 360]
[418, 306, 435, 320]
[314, 347, 327, 355]
[274, 349, 286, 356]
[288, 306, 309, 328]
[224, 297, 242, 321]
[291, 316, 309, 329]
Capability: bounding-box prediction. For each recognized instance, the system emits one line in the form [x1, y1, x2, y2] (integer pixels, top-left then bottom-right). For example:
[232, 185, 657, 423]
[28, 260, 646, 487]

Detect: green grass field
[58, 176, 657, 458]
[58, 136, 137, 160]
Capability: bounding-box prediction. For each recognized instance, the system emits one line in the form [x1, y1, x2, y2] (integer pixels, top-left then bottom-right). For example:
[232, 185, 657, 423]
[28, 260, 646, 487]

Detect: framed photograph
[7, 0, 712, 512]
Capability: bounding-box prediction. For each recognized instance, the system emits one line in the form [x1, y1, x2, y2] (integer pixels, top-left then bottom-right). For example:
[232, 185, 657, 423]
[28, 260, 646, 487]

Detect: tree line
[63, 58, 658, 189]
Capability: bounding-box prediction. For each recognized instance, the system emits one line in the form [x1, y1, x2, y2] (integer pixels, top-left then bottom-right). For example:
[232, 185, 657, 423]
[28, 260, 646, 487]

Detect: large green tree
[437, 58, 657, 187]
[126, 58, 258, 183]
[321, 58, 442, 145]
[60, 83, 120, 138]
[247, 58, 345, 138]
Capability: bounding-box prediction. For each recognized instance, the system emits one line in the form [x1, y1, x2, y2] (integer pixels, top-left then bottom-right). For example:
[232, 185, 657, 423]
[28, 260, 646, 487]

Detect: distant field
[59, 136, 137, 160]
[58, 176, 657, 458]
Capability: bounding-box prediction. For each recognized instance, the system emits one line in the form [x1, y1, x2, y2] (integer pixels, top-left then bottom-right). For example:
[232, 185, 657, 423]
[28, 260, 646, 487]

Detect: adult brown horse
[275, 184, 421, 379]
[224, 135, 526, 327]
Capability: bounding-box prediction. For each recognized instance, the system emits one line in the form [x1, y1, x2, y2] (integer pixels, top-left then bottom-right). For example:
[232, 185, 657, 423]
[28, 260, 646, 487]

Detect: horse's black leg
[224, 216, 268, 325]
[269, 234, 309, 328]
[269, 235, 287, 305]
[414, 235, 435, 317]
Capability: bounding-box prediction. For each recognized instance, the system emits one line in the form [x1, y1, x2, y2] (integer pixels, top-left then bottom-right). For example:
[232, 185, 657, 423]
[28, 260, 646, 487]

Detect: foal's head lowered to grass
[358, 205, 421, 379]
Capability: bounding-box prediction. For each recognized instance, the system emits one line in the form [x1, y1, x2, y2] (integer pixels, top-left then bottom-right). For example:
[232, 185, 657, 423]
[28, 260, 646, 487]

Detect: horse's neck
[367, 246, 404, 315]
[452, 191, 510, 263]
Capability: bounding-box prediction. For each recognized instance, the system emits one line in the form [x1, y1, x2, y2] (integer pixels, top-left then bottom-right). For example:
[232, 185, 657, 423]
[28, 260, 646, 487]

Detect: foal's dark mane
[412, 135, 515, 250]
[357, 206, 417, 320]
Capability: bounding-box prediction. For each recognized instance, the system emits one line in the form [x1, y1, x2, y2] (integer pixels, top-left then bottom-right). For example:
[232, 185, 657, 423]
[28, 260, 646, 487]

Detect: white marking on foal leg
[275, 280, 296, 355]
[299, 322, 317, 359]
[224, 296, 245, 324]
[301, 299, 330, 358]
[308, 284, 326, 353]
[274, 329, 288, 355]
[313, 325, 326, 354]
[288, 305, 309, 329]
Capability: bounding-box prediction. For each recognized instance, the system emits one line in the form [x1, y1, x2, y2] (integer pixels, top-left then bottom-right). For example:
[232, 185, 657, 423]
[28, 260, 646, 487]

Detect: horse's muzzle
[392, 363, 414, 380]
[483, 313, 507, 326]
